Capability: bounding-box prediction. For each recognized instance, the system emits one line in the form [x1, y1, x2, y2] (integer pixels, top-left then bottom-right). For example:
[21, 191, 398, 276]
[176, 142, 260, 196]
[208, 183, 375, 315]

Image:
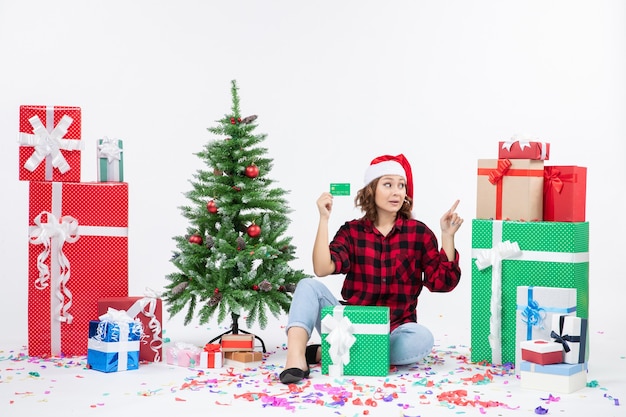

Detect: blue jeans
[286, 278, 434, 365]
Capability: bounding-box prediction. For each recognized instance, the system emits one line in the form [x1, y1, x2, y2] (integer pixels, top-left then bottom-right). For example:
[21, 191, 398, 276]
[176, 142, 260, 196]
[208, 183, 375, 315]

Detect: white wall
[1, 0, 624, 346]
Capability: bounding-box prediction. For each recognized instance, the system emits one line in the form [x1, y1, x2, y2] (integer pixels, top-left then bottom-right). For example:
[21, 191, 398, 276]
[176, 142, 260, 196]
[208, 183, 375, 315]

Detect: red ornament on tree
[207, 200, 218, 213]
[247, 223, 261, 238]
[252, 284, 259, 291]
[245, 164, 259, 178]
[189, 234, 203, 245]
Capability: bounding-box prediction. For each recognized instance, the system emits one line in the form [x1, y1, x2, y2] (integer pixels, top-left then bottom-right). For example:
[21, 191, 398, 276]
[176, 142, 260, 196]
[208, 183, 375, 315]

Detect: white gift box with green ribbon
[321, 305, 389, 377]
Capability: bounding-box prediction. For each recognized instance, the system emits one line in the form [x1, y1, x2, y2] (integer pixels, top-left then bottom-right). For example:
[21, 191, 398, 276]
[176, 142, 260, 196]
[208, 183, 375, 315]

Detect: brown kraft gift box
[476, 158, 544, 221]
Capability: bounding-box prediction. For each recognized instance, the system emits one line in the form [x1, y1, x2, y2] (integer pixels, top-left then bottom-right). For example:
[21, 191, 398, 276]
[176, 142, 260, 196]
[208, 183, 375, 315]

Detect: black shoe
[305, 344, 321, 365]
[279, 366, 310, 384]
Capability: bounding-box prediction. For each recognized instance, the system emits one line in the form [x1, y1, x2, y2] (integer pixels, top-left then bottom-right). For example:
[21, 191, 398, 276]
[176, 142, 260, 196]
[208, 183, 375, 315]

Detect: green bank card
[330, 183, 350, 196]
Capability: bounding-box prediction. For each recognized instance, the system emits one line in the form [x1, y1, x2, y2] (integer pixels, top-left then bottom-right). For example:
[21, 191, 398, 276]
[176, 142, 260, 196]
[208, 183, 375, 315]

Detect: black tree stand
[208, 311, 266, 353]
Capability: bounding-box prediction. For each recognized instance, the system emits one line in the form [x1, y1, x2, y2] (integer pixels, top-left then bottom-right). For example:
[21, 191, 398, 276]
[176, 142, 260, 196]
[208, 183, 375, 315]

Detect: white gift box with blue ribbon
[515, 286, 577, 370]
[87, 308, 142, 373]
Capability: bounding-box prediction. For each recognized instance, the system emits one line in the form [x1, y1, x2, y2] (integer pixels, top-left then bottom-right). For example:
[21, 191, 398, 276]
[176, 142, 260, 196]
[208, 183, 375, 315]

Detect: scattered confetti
[540, 394, 560, 403]
[0, 343, 621, 415]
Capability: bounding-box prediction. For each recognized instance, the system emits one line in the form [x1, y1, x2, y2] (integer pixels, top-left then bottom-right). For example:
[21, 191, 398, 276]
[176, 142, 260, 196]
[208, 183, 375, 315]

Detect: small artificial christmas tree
[164, 80, 309, 336]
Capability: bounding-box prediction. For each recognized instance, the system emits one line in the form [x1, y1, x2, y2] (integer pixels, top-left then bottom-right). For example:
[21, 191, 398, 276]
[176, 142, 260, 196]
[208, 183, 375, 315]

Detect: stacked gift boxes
[97, 296, 163, 362]
[18, 105, 133, 358]
[320, 305, 390, 377]
[470, 135, 589, 385]
[518, 314, 589, 393]
[164, 333, 268, 369]
[220, 334, 261, 367]
[165, 341, 226, 369]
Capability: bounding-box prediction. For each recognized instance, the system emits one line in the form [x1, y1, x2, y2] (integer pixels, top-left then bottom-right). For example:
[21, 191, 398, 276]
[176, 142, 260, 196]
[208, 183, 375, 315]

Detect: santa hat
[363, 154, 414, 200]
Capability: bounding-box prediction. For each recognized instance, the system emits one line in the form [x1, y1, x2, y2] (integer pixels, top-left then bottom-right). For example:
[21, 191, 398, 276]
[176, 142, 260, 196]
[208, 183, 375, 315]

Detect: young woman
[279, 154, 463, 384]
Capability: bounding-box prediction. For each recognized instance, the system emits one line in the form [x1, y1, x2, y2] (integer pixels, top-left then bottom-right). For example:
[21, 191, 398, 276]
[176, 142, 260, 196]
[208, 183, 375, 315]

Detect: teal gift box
[97, 137, 124, 182]
[87, 319, 142, 373]
[321, 305, 389, 377]
[471, 219, 589, 365]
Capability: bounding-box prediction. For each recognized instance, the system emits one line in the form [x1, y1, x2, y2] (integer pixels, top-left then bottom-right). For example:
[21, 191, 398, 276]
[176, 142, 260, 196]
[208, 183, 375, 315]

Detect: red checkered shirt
[329, 216, 461, 332]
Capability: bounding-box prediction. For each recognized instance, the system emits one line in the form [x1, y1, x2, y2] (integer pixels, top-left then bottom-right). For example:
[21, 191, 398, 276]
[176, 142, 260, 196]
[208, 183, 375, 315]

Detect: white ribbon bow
[98, 137, 123, 163]
[125, 288, 164, 361]
[18, 115, 82, 174]
[501, 133, 537, 152]
[99, 307, 136, 325]
[475, 240, 521, 365]
[29, 211, 80, 324]
[322, 308, 356, 377]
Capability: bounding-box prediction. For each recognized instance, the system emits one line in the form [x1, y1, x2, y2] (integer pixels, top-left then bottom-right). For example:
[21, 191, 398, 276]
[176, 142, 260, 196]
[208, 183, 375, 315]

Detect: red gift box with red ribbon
[27, 181, 129, 357]
[97, 296, 163, 362]
[18, 105, 83, 182]
[476, 159, 544, 221]
[543, 166, 587, 222]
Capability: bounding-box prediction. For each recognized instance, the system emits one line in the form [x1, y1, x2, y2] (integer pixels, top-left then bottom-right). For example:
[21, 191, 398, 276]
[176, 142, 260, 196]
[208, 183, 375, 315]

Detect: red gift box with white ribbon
[27, 181, 129, 357]
[498, 136, 550, 160]
[97, 295, 163, 362]
[18, 105, 83, 182]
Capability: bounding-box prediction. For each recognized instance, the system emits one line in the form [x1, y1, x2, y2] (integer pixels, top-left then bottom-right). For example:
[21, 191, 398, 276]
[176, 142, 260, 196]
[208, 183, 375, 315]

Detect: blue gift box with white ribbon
[87, 308, 142, 373]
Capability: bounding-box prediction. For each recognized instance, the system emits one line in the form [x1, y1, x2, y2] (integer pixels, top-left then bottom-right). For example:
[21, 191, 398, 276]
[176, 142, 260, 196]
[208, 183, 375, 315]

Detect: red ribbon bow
[544, 168, 564, 194]
[488, 159, 512, 185]
[203, 343, 221, 352]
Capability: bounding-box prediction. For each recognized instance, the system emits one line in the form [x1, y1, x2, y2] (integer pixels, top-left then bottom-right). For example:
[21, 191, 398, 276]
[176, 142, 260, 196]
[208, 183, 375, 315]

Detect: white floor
[1, 312, 624, 417]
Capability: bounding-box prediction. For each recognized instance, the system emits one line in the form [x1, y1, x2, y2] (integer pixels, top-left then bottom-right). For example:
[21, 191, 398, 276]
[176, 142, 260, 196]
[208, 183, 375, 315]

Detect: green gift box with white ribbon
[321, 305, 390, 377]
[470, 219, 589, 365]
[97, 137, 124, 182]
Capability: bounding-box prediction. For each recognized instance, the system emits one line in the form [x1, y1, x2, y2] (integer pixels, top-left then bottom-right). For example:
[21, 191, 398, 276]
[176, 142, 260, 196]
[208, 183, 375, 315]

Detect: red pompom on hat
[363, 154, 414, 200]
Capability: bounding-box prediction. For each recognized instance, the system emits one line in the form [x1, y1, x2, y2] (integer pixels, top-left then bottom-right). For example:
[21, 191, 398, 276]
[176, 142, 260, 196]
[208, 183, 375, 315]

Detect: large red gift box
[498, 139, 550, 160]
[18, 105, 83, 182]
[543, 166, 587, 222]
[476, 159, 544, 221]
[28, 181, 129, 357]
[97, 296, 163, 362]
